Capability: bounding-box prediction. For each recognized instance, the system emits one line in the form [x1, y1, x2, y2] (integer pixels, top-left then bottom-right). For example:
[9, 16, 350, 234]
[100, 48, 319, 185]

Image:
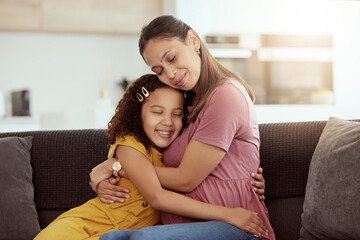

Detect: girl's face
[141, 87, 184, 149]
[142, 31, 201, 93]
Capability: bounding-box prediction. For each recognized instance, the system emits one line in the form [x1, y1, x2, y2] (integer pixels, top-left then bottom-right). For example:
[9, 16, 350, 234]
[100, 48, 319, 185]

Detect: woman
[93, 15, 274, 239]
[35, 74, 266, 240]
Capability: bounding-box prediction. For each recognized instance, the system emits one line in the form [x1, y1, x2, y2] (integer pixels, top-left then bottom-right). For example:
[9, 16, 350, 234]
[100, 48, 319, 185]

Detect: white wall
[332, 1, 360, 107]
[0, 32, 149, 118]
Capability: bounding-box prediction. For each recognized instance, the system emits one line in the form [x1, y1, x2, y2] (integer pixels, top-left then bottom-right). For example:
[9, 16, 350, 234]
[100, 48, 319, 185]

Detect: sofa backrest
[259, 120, 328, 199]
[0, 121, 330, 209]
[0, 129, 108, 210]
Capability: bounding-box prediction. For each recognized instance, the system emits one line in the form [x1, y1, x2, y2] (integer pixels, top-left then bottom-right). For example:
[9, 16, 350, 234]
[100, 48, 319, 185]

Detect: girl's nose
[161, 114, 173, 126]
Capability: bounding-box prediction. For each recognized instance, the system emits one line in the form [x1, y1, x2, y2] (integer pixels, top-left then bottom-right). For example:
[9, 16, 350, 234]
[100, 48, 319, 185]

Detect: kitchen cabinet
[0, 0, 162, 34]
[41, 0, 162, 34]
[0, 0, 41, 30]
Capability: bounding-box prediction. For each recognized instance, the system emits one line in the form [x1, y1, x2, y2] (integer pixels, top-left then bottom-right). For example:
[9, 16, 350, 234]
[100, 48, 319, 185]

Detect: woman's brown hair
[139, 15, 255, 124]
[107, 74, 178, 150]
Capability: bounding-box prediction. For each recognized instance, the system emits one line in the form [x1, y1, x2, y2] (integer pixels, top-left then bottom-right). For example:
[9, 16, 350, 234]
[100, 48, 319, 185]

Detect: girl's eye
[169, 56, 176, 62]
[152, 112, 162, 115]
[173, 112, 184, 117]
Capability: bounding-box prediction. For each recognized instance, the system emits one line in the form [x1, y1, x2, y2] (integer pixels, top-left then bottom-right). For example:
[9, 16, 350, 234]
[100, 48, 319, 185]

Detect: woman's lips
[175, 73, 186, 87]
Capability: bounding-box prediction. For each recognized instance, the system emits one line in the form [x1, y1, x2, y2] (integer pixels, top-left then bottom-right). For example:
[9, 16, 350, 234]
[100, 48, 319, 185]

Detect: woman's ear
[186, 30, 201, 50]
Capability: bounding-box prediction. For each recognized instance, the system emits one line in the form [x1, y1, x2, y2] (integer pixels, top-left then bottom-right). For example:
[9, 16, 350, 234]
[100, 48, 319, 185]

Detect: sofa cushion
[0, 136, 41, 240]
[300, 117, 360, 239]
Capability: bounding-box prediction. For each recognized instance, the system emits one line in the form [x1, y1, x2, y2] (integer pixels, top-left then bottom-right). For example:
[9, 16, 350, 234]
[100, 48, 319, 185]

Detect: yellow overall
[34, 135, 164, 240]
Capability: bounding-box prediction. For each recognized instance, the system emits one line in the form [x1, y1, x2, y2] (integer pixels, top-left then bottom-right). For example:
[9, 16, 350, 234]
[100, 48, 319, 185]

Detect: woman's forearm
[90, 158, 117, 192]
[154, 166, 190, 192]
[154, 140, 225, 192]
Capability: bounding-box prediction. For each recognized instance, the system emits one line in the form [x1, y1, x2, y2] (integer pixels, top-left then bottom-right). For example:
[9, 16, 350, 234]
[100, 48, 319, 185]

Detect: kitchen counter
[255, 104, 360, 123]
[0, 116, 40, 132]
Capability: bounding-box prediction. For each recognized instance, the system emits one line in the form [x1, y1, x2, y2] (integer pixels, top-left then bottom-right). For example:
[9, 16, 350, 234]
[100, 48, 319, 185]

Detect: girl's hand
[226, 207, 268, 238]
[97, 177, 131, 204]
[251, 167, 266, 200]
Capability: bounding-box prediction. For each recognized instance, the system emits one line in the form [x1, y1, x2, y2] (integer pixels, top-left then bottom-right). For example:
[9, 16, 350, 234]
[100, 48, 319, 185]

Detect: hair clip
[142, 87, 149, 97]
[136, 93, 144, 102]
[136, 87, 149, 102]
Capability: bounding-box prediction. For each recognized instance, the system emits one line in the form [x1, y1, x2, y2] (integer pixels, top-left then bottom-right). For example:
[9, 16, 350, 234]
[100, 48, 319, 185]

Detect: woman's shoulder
[209, 78, 250, 102]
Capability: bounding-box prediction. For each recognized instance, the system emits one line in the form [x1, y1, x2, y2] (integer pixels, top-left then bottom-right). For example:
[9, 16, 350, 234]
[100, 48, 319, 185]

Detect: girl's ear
[186, 30, 201, 51]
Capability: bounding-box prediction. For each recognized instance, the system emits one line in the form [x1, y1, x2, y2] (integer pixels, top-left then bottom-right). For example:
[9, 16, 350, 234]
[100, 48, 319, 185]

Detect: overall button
[142, 202, 148, 207]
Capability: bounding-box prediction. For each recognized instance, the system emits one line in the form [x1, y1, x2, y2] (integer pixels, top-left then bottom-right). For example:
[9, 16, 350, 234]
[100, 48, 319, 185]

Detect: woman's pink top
[161, 79, 275, 239]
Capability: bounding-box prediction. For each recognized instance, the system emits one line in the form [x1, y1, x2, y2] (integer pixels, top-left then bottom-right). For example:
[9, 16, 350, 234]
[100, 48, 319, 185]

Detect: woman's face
[141, 87, 184, 149]
[142, 31, 201, 93]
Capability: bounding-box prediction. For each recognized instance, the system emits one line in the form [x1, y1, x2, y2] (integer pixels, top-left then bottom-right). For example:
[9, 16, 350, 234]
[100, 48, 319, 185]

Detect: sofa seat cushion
[300, 117, 360, 239]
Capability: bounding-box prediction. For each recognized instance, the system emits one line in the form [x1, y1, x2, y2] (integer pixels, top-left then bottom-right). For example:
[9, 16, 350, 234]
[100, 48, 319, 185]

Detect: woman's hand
[251, 167, 266, 200]
[90, 158, 116, 192]
[226, 207, 268, 238]
[97, 177, 130, 204]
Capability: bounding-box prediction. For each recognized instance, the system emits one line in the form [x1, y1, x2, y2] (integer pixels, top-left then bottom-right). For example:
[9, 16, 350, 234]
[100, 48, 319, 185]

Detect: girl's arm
[116, 145, 267, 237]
[90, 157, 266, 202]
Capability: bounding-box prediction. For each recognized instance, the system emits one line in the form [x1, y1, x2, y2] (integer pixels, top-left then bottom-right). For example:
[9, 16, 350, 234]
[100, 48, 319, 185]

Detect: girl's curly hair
[107, 74, 180, 150]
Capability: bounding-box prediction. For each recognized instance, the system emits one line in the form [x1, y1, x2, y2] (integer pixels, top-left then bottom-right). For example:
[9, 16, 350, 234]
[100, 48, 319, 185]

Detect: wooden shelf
[0, 0, 41, 31]
[0, 0, 162, 34]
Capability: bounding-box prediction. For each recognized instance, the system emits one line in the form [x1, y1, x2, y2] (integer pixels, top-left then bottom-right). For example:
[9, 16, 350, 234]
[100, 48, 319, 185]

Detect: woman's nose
[166, 67, 176, 79]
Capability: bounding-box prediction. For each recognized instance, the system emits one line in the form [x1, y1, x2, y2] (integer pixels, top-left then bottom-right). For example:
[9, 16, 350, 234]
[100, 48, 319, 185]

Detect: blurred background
[0, 0, 359, 132]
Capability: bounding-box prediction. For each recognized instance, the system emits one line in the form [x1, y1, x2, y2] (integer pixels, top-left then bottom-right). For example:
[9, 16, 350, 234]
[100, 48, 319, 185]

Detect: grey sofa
[2, 120, 354, 240]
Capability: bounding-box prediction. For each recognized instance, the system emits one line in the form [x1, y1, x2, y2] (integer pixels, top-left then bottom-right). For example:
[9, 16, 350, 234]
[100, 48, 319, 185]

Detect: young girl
[34, 74, 267, 240]
[96, 15, 275, 240]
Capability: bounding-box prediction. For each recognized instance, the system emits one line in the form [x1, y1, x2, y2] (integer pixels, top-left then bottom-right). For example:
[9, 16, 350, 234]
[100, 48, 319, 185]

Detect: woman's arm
[155, 142, 266, 197]
[116, 145, 267, 237]
[155, 84, 264, 194]
[90, 158, 130, 203]
[154, 140, 225, 192]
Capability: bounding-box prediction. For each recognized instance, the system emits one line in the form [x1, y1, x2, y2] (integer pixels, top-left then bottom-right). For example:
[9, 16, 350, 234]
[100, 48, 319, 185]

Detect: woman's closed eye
[152, 56, 175, 76]
[154, 69, 163, 76]
[169, 56, 176, 62]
